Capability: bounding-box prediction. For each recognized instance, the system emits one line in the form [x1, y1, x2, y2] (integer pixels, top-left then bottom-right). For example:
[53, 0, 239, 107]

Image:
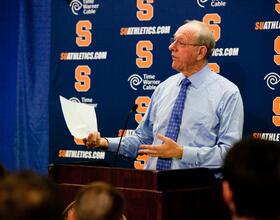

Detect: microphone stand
[113, 104, 138, 166]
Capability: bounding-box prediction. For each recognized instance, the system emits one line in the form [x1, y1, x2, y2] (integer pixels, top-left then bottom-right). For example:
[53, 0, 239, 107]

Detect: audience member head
[63, 200, 76, 220]
[222, 138, 280, 220]
[73, 181, 125, 220]
[0, 170, 63, 220]
[0, 163, 8, 179]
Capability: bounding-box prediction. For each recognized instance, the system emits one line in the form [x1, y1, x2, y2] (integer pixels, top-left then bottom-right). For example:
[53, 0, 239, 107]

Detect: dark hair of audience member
[223, 138, 280, 219]
[0, 163, 8, 179]
[0, 170, 63, 220]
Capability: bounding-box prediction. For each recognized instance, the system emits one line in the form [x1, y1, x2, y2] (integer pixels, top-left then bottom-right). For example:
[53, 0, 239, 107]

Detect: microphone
[114, 104, 138, 165]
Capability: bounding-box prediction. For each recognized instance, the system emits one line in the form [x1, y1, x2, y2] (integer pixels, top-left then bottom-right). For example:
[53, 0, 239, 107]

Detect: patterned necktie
[156, 78, 191, 170]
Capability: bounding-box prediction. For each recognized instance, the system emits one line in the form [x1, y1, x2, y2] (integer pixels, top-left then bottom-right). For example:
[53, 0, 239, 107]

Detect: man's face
[169, 24, 201, 74]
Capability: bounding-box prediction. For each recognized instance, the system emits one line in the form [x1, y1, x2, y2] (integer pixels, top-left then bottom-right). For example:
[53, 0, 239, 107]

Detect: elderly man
[84, 20, 244, 173]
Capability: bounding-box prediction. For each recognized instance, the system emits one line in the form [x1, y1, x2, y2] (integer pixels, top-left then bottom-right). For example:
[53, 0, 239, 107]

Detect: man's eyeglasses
[170, 37, 203, 47]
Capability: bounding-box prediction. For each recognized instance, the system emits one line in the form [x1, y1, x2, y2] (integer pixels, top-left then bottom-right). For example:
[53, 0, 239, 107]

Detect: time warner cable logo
[128, 74, 143, 91]
[197, 0, 227, 8]
[197, 0, 208, 8]
[68, 96, 98, 107]
[264, 72, 280, 90]
[69, 0, 99, 16]
[70, 0, 82, 15]
[128, 74, 161, 91]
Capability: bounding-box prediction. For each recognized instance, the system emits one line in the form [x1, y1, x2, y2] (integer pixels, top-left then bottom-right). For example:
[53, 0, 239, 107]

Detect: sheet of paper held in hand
[59, 96, 98, 139]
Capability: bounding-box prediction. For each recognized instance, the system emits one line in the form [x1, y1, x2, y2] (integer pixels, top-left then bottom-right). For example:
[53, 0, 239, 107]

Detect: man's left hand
[138, 134, 183, 159]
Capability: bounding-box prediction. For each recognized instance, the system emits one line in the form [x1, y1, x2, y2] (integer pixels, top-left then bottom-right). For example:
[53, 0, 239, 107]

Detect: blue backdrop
[0, 0, 279, 173]
[49, 0, 280, 168]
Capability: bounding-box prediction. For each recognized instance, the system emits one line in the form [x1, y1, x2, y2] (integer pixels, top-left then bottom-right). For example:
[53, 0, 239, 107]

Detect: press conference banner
[49, 0, 280, 166]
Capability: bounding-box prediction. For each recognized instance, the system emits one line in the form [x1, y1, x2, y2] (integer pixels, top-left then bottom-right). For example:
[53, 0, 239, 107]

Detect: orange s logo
[58, 150, 66, 157]
[276, 0, 280, 14]
[74, 138, 85, 145]
[76, 20, 92, 47]
[134, 154, 149, 169]
[136, 0, 154, 21]
[203, 13, 221, 42]
[136, 41, 153, 68]
[75, 65, 91, 92]
[208, 63, 220, 73]
[273, 97, 280, 126]
[119, 27, 128, 36]
[135, 96, 151, 124]
[134, 96, 151, 169]
[274, 36, 280, 65]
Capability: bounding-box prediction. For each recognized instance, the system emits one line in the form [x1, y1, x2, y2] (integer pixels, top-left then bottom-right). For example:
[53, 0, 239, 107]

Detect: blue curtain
[0, 1, 18, 170]
[0, 0, 51, 173]
[16, 0, 51, 173]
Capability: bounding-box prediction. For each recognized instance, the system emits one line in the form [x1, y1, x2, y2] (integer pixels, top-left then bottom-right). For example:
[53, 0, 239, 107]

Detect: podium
[49, 164, 230, 220]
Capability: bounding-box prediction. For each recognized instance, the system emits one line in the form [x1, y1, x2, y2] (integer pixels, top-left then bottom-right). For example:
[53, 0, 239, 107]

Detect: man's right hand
[83, 132, 109, 149]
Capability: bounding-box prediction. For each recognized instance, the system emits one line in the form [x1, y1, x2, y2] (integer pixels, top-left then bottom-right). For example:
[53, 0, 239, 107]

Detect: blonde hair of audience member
[73, 182, 125, 220]
[64, 201, 126, 220]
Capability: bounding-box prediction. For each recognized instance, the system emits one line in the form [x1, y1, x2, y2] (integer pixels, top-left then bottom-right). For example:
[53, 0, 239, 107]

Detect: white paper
[59, 96, 98, 139]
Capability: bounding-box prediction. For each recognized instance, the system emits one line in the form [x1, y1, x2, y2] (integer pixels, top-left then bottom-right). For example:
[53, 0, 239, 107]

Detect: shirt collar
[177, 65, 211, 89]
